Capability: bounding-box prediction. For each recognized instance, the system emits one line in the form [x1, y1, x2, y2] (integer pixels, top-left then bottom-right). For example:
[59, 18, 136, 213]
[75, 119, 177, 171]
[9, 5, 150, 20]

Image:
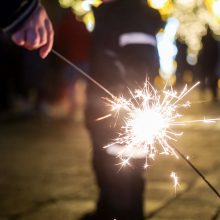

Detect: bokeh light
[58, 0, 101, 31]
[157, 17, 178, 82]
[58, 0, 220, 83]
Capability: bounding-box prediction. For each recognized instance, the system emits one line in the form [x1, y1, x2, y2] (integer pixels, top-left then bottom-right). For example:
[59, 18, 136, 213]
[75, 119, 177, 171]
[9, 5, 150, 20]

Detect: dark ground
[0, 89, 220, 220]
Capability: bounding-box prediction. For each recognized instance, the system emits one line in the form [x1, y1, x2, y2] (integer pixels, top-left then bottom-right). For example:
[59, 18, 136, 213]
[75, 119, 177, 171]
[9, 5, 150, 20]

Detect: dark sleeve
[0, 0, 39, 34]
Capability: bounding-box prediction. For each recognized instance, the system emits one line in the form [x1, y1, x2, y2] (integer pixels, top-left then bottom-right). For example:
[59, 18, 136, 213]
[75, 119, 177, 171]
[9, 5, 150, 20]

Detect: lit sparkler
[51, 49, 220, 198]
[100, 81, 220, 197]
[102, 81, 203, 168]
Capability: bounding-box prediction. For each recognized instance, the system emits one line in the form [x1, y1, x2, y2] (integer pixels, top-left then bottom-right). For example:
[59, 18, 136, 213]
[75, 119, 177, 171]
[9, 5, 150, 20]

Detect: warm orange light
[148, 0, 173, 18]
[205, 0, 220, 21]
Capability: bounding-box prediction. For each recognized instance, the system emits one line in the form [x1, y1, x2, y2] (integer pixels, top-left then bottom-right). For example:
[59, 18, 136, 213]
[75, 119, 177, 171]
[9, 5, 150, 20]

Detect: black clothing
[198, 29, 219, 99]
[0, 0, 39, 34]
[85, 1, 162, 220]
[90, 0, 161, 87]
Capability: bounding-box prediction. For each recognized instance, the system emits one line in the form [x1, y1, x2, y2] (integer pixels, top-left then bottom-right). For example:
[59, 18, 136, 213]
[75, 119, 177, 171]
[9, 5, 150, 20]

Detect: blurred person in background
[176, 29, 219, 101]
[175, 40, 191, 86]
[55, 9, 90, 117]
[83, 0, 162, 219]
[197, 28, 219, 101]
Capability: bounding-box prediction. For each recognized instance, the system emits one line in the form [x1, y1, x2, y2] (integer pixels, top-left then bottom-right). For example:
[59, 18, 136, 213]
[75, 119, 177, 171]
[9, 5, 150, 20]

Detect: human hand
[11, 5, 54, 59]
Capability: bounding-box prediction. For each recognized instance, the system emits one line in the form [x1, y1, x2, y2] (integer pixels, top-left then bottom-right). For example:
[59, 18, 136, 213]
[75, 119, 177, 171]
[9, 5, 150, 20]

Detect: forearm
[0, 0, 39, 33]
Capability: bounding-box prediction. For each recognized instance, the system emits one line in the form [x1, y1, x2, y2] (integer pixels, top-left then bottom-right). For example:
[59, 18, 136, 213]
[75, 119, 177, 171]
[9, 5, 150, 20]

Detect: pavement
[0, 90, 220, 220]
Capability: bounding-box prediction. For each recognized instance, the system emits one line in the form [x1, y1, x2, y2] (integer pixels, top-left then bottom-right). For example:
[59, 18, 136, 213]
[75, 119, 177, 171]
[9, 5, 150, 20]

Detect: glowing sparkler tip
[101, 80, 220, 171]
[119, 158, 131, 168]
[103, 81, 200, 165]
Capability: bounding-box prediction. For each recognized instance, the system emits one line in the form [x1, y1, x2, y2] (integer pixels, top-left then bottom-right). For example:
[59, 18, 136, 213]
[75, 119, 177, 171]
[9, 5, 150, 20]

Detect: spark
[170, 171, 180, 194]
[100, 81, 220, 197]
[51, 49, 220, 198]
[103, 81, 201, 166]
[96, 114, 112, 121]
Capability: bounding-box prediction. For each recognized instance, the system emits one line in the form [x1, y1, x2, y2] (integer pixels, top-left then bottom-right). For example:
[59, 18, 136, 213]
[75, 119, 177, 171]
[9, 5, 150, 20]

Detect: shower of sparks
[170, 171, 180, 193]
[100, 81, 220, 168]
[51, 49, 220, 198]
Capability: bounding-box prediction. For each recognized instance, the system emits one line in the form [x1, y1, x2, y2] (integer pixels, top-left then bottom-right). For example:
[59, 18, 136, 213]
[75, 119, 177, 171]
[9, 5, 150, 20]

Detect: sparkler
[103, 82, 200, 168]
[51, 49, 220, 199]
[173, 146, 220, 198]
[52, 49, 115, 98]
[102, 81, 220, 198]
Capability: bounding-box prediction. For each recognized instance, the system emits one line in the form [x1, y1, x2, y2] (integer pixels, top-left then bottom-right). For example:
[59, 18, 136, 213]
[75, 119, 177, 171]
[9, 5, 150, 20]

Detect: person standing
[197, 28, 219, 100]
[83, 0, 162, 219]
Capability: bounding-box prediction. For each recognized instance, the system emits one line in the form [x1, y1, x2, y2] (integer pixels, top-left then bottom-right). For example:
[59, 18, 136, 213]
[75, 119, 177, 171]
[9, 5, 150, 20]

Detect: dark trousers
[85, 48, 159, 218]
[85, 86, 145, 220]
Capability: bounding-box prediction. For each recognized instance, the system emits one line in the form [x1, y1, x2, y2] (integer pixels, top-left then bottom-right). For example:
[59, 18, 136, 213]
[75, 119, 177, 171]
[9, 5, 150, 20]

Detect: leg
[84, 87, 145, 220]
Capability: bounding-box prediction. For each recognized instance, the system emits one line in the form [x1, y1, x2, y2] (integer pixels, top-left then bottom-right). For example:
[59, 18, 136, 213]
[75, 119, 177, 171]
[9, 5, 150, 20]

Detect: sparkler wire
[173, 146, 220, 199]
[51, 49, 115, 98]
[51, 49, 220, 199]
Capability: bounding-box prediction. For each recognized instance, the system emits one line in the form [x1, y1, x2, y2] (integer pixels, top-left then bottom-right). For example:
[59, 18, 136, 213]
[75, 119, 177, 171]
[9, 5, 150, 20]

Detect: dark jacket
[0, 0, 39, 34]
[91, 0, 162, 88]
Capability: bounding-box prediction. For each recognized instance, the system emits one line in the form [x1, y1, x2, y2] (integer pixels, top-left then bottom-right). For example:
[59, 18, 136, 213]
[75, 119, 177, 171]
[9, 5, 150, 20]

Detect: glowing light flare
[205, 0, 220, 20]
[148, 0, 174, 18]
[148, 0, 169, 9]
[127, 109, 168, 145]
[82, 12, 95, 32]
[51, 49, 220, 198]
[81, 1, 91, 11]
[58, 0, 102, 31]
[212, 1, 220, 19]
[170, 171, 180, 193]
[173, 0, 220, 59]
[157, 18, 178, 81]
[103, 82, 202, 166]
[101, 81, 220, 169]
[176, 0, 196, 7]
[59, 0, 74, 8]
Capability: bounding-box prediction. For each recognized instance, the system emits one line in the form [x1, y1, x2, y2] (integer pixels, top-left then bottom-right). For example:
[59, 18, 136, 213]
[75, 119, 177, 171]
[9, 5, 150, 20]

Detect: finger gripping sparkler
[51, 49, 220, 199]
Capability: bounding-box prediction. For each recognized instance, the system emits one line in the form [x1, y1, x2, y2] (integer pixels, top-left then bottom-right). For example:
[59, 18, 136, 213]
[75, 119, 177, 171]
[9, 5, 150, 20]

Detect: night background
[0, 0, 220, 219]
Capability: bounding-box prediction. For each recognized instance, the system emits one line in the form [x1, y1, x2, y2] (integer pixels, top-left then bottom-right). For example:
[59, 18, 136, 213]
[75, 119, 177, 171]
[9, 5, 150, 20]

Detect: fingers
[25, 24, 50, 51]
[39, 19, 54, 59]
[13, 28, 42, 50]
[38, 27, 47, 46]
[25, 28, 39, 49]
[11, 31, 25, 46]
[11, 5, 54, 59]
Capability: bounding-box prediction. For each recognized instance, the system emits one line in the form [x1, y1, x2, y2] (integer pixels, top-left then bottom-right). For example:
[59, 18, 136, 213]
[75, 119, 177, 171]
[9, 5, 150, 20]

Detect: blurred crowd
[176, 28, 220, 100]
